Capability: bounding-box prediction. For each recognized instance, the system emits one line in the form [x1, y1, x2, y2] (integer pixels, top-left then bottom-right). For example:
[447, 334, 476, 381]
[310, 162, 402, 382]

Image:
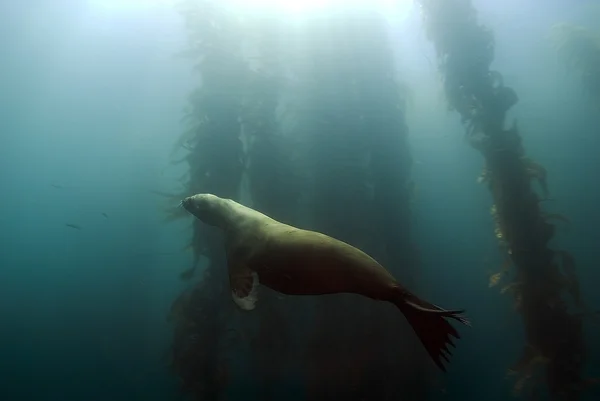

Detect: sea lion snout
[181, 196, 193, 210]
[181, 193, 226, 227]
[181, 195, 206, 216]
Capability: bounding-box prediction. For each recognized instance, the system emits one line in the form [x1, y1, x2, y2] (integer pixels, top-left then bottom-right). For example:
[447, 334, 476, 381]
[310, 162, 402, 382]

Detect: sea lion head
[181, 193, 227, 227]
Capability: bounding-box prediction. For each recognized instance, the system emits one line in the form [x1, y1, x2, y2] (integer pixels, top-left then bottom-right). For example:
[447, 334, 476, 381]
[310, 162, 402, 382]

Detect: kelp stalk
[300, 8, 428, 400]
[167, 1, 246, 399]
[417, 1, 587, 399]
[242, 15, 299, 401]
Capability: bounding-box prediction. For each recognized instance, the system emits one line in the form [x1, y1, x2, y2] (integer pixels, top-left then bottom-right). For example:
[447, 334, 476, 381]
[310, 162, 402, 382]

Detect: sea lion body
[249, 226, 399, 299]
[182, 193, 469, 371]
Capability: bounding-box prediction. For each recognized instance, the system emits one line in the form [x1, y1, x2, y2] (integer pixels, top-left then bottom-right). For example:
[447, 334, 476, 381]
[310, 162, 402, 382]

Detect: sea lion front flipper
[229, 263, 259, 311]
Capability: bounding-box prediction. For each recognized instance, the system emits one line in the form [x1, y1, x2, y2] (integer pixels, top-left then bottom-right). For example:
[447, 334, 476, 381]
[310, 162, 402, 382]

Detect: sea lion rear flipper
[395, 295, 469, 372]
[229, 264, 259, 311]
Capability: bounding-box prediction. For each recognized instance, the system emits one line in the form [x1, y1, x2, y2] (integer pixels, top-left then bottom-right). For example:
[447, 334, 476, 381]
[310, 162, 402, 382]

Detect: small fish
[51, 183, 77, 190]
[65, 223, 82, 230]
[101, 212, 109, 219]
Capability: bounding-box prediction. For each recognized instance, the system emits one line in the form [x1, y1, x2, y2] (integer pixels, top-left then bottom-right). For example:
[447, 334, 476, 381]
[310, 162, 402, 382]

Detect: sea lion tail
[396, 298, 470, 372]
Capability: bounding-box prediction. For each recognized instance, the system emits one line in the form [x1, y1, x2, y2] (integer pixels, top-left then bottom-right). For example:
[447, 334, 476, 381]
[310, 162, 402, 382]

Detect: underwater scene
[1, 0, 600, 400]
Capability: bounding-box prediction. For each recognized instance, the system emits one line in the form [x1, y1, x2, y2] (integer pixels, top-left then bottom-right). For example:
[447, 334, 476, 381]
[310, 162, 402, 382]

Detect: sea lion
[181, 193, 470, 371]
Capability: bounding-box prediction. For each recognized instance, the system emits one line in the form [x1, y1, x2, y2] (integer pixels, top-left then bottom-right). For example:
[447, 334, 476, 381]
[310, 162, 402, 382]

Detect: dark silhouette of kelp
[417, 0, 591, 399]
[295, 9, 429, 401]
[166, 1, 245, 399]
[242, 15, 300, 401]
[166, 2, 446, 401]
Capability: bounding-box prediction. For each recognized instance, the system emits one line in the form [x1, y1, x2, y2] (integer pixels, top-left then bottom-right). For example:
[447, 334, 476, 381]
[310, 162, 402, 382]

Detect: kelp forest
[159, 1, 598, 400]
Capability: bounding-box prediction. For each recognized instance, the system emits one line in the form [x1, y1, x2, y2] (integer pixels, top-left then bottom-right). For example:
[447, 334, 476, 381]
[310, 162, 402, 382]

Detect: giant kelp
[167, 1, 246, 399]
[168, 2, 436, 400]
[361, 16, 430, 399]
[417, 0, 588, 399]
[167, 3, 306, 400]
[241, 15, 300, 401]
[296, 8, 428, 401]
